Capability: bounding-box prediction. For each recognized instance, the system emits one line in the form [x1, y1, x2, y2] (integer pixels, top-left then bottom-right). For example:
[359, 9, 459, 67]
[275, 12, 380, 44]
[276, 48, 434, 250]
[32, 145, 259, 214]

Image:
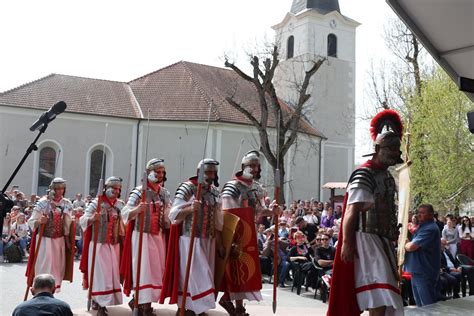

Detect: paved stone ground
[1, 259, 332, 316]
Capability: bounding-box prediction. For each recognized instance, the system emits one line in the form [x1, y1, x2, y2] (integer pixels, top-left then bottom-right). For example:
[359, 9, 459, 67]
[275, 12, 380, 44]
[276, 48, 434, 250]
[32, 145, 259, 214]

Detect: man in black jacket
[440, 238, 462, 298]
[13, 274, 73, 316]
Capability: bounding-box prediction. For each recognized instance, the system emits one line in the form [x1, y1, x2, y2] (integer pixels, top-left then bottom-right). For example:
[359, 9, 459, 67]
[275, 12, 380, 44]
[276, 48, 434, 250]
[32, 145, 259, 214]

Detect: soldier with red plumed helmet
[328, 109, 405, 316]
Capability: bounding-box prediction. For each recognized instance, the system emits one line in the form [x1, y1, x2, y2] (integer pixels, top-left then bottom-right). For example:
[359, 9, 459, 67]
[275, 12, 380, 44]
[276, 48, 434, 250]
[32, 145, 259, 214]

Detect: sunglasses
[321, 238, 329, 241]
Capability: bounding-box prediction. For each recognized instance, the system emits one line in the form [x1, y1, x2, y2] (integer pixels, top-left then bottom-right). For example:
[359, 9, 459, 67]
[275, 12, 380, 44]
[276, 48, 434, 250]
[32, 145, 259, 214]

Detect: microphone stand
[1, 123, 49, 229]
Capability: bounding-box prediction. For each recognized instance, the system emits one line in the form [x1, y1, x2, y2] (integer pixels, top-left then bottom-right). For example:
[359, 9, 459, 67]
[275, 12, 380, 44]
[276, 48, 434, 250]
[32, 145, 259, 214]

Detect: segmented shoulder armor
[347, 167, 376, 193]
[175, 182, 196, 201]
[221, 180, 241, 199]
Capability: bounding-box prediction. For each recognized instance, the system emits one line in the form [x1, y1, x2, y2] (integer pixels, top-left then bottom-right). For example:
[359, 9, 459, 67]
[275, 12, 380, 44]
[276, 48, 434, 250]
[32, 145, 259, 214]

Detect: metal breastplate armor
[130, 186, 169, 234]
[175, 181, 218, 238]
[348, 167, 398, 240]
[92, 200, 124, 244]
[221, 180, 264, 211]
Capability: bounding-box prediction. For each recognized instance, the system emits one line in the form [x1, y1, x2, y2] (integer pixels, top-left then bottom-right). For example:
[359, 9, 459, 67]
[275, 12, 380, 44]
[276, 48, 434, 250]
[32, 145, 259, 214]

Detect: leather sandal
[97, 306, 108, 316]
[219, 298, 236, 316]
[235, 306, 249, 316]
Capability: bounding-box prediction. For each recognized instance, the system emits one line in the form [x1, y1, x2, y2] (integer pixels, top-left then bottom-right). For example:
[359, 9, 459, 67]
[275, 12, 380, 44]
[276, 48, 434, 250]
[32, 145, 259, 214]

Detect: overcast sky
[0, 0, 398, 160]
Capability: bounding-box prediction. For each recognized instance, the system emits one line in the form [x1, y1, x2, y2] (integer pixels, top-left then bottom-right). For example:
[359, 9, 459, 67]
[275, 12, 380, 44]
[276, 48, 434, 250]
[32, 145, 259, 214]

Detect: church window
[327, 33, 337, 57]
[38, 147, 56, 196]
[89, 149, 106, 197]
[287, 35, 295, 59]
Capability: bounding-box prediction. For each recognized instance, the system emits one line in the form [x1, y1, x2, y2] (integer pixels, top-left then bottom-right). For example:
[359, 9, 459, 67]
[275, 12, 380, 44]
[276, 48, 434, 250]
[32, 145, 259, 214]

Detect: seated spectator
[10, 213, 30, 257]
[13, 274, 73, 316]
[10, 206, 21, 224]
[303, 208, 319, 226]
[14, 192, 28, 210]
[0, 212, 12, 262]
[279, 210, 292, 224]
[72, 193, 85, 209]
[288, 231, 317, 290]
[315, 233, 335, 273]
[295, 217, 318, 245]
[278, 220, 289, 238]
[262, 229, 290, 287]
[257, 224, 266, 252]
[439, 238, 462, 299]
[334, 205, 342, 220]
[320, 206, 335, 228]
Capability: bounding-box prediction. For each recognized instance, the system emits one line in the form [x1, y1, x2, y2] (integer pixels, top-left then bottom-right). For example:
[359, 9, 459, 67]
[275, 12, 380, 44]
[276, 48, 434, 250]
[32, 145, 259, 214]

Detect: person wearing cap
[218, 150, 280, 316]
[278, 219, 289, 238]
[26, 177, 74, 292]
[121, 158, 171, 316]
[79, 177, 125, 315]
[163, 159, 224, 315]
[328, 110, 405, 316]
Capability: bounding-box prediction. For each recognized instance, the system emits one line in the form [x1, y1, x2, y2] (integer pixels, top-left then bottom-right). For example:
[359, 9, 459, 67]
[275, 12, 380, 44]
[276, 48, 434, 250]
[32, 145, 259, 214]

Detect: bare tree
[224, 45, 325, 200]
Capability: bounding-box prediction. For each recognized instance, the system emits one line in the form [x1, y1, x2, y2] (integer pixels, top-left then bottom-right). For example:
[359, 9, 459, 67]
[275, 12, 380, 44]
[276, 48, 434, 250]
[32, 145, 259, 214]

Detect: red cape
[25, 227, 39, 281]
[159, 223, 181, 304]
[327, 160, 385, 316]
[120, 219, 135, 296]
[79, 226, 93, 289]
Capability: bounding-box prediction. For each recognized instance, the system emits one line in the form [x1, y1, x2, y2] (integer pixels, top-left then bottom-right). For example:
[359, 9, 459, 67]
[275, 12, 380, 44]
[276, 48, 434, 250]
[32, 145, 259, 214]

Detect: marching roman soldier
[79, 176, 125, 316]
[121, 158, 171, 316]
[26, 177, 75, 292]
[161, 159, 225, 316]
[219, 151, 279, 316]
[327, 109, 405, 316]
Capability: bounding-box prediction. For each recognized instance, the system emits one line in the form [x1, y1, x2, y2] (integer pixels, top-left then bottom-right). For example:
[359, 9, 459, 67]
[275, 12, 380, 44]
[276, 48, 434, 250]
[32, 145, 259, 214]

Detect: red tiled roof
[0, 74, 141, 119]
[0, 61, 323, 137]
[129, 61, 323, 137]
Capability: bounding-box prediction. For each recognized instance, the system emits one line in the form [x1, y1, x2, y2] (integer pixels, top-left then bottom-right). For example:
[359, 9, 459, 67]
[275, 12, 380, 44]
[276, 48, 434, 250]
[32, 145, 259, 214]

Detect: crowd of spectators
[257, 199, 339, 300]
[0, 185, 91, 263]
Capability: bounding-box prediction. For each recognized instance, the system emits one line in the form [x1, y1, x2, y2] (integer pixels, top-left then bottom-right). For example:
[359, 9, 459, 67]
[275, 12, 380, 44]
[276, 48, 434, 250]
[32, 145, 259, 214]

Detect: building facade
[273, 0, 360, 199]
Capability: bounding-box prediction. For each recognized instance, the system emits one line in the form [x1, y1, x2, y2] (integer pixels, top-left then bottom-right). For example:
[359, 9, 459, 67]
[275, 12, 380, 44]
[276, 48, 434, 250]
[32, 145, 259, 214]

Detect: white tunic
[169, 195, 223, 314]
[122, 186, 170, 304]
[347, 187, 404, 316]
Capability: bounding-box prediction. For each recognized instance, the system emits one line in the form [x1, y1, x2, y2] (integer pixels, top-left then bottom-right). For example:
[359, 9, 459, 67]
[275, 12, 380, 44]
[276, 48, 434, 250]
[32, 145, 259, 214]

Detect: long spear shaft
[272, 111, 281, 314]
[133, 112, 151, 316]
[180, 101, 213, 316]
[87, 123, 108, 311]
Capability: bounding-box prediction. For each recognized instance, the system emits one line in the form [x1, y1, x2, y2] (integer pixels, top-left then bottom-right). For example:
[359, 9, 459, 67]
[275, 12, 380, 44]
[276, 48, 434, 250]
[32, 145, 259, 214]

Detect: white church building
[0, 0, 359, 203]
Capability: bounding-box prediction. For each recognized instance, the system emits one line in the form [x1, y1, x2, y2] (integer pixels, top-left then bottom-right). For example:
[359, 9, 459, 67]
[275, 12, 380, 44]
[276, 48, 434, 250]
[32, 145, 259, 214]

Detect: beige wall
[1, 106, 322, 205]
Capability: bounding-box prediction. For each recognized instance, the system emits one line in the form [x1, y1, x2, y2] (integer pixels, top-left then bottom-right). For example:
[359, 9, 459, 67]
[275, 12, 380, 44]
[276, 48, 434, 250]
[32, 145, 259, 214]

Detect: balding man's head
[31, 274, 56, 296]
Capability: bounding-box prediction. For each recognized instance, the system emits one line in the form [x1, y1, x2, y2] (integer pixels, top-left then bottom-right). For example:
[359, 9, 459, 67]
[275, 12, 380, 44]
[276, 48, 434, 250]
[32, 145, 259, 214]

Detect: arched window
[89, 149, 106, 197]
[327, 33, 337, 57]
[287, 36, 294, 59]
[38, 147, 56, 196]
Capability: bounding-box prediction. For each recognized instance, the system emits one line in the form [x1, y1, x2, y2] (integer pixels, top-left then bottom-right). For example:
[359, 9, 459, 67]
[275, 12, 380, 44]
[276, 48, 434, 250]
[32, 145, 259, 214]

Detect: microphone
[29, 101, 67, 131]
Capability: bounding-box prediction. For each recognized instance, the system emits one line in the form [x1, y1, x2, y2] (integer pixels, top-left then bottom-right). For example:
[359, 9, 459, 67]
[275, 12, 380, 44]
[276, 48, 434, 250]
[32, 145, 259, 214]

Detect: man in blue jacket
[13, 274, 73, 316]
[405, 204, 441, 306]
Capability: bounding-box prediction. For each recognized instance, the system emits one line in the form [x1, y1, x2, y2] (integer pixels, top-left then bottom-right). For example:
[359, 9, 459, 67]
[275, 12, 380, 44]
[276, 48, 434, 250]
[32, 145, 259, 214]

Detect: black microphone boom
[29, 101, 67, 131]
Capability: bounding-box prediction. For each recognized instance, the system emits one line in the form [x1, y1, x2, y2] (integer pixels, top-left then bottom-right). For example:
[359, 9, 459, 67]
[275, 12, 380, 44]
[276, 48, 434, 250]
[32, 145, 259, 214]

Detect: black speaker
[468, 111, 474, 134]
